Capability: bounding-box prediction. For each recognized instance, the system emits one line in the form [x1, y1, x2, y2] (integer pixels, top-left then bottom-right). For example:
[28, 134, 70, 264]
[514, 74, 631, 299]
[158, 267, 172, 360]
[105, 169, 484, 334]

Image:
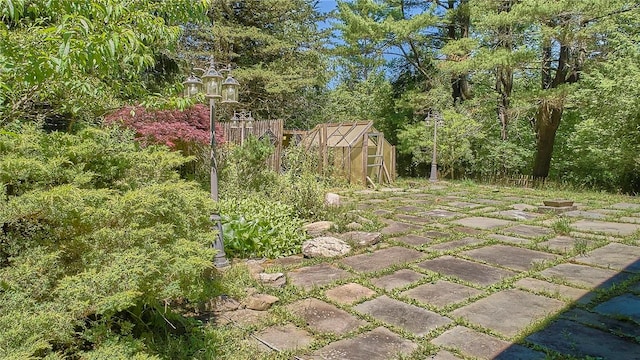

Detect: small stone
[345, 222, 364, 230]
[302, 237, 351, 258]
[341, 231, 383, 247]
[258, 272, 286, 288]
[325, 193, 341, 206]
[242, 294, 279, 311]
[302, 221, 335, 237]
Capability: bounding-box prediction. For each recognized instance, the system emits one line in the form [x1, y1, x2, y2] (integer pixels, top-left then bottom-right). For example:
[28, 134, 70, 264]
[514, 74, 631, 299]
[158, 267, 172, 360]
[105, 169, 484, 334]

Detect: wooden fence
[220, 119, 283, 171]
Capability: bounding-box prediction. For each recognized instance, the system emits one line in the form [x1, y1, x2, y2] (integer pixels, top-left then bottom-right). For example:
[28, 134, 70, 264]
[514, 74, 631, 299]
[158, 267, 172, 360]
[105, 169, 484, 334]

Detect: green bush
[0, 125, 217, 358]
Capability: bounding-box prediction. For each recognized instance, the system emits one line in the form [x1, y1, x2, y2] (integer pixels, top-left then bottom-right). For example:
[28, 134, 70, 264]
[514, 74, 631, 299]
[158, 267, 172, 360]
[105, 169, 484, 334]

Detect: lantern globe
[221, 74, 240, 104]
[182, 74, 202, 97]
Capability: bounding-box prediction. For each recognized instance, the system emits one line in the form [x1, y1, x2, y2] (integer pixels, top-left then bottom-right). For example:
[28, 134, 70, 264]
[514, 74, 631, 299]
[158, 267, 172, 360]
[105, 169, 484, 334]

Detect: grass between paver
[205, 179, 640, 359]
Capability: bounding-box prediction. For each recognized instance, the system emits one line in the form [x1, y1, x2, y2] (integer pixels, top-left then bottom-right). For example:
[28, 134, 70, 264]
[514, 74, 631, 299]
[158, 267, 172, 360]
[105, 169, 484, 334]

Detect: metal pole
[210, 98, 230, 267]
[429, 120, 438, 182]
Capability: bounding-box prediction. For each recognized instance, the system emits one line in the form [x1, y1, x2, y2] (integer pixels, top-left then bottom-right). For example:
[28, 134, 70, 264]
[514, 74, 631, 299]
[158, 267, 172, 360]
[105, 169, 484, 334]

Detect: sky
[316, 0, 338, 14]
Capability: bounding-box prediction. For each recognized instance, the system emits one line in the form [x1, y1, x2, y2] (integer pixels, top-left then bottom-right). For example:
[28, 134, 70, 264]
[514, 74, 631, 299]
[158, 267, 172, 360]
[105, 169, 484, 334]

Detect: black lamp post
[183, 58, 240, 268]
[426, 112, 444, 182]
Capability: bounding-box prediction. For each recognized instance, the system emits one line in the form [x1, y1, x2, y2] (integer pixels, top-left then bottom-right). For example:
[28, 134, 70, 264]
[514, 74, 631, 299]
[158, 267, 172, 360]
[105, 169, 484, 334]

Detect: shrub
[0, 125, 217, 358]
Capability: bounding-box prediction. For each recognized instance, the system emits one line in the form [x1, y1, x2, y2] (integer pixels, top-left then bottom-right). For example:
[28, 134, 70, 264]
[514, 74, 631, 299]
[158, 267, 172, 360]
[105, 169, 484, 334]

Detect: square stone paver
[594, 294, 640, 324]
[490, 210, 541, 221]
[461, 245, 557, 271]
[401, 280, 482, 308]
[308, 327, 417, 360]
[563, 210, 607, 219]
[287, 298, 368, 335]
[341, 246, 424, 273]
[423, 230, 451, 239]
[288, 264, 352, 290]
[504, 224, 553, 238]
[354, 295, 451, 336]
[394, 234, 433, 247]
[446, 201, 483, 209]
[526, 319, 640, 359]
[452, 217, 515, 230]
[573, 243, 640, 272]
[562, 308, 640, 339]
[255, 324, 313, 351]
[432, 326, 544, 360]
[621, 216, 640, 224]
[488, 234, 532, 245]
[571, 219, 640, 236]
[395, 214, 432, 224]
[539, 263, 620, 288]
[417, 256, 517, 287]
[452, 289, 565, 338]
[419, 209, 462, 218]
[325, 283, 376, 305]
[395, 205, 423, 213]
[427, 237, 485, 252]
[370, 269, 425, 291]
[380, 220, 422, 235]
[514, 278, 591, 303]
[538, 236, 595, 254]
[475, 199, 506, 206]
[610, 202, 640, 210]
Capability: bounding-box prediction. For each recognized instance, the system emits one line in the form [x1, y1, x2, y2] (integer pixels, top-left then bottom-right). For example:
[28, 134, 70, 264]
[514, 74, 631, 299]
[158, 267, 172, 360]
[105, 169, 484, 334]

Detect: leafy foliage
[0, 125, 217, 358]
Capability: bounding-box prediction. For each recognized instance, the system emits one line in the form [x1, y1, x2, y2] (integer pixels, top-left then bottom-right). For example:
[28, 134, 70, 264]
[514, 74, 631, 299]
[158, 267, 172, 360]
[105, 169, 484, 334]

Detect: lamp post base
[429, 163, 438, 182]
[211, 214, 230, 268]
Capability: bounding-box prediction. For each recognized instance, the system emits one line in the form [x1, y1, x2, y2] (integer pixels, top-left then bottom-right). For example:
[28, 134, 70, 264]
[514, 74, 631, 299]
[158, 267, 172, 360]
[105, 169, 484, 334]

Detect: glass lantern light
[182, 74, 202, 97]
[221, 72, 240, 104]
[202, 60, 223, 100]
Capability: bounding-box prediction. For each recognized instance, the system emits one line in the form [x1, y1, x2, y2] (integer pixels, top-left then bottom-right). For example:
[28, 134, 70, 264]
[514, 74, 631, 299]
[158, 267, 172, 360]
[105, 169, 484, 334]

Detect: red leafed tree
[104, 104, 224, 150]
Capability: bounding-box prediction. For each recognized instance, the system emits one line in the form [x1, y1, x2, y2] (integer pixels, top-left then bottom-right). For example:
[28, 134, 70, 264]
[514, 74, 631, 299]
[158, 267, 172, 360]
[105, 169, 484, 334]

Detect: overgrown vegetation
[0, 125, 218, 358]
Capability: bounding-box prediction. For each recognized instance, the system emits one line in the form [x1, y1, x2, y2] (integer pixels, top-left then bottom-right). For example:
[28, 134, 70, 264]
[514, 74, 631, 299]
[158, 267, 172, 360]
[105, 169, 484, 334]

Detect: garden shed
[300, 121, 396, 186]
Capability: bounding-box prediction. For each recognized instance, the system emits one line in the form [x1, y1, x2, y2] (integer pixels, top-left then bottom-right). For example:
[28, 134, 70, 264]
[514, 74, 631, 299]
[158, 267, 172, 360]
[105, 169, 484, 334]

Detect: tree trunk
[532, 100, 563, 178]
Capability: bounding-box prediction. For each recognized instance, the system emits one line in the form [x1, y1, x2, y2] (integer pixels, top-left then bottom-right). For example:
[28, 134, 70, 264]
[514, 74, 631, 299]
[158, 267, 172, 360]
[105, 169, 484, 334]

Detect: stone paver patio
[231, 184, 640, 359]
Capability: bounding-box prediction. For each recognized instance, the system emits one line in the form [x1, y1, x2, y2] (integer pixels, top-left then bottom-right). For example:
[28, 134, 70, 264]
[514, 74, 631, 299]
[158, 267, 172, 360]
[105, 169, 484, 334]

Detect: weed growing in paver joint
[552, 216, 572, 235]
[573, 238, 589, 255]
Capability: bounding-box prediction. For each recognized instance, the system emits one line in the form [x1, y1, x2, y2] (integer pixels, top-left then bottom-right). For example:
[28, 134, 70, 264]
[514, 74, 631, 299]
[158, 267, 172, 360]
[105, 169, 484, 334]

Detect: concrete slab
[490, 210, 541, 220]
[255, 324, 313, 351]
[380, 220, 422, 235]
[621, 216, 640, 224]
[514, 278, 591, 303]
[401, 280, 482, 308]
[461, 245, 557, 271]
[287, 298, 368, 335]
[308, 327, 417, 360]
[512, 203, 537, 211]
[452, 217, 515, 230]
[504, 224, 553, 238]
[610, 202, 640, 210]
[571, 219, 640, 236]
[213, 309, 269, 327]
[594, 294, 640, 324]
[288, 263, 352, 290]
[526, 319, 640, 359]
[371, 269, 425, 291]
[487, 234, 532, 245]
[574, 242, 640, 272]
[452, 289, 565, 338]
[354, 295, 451, 336]
[394, 234, 433, 247]
[475, 199, 506, 206]
[538, 236, 595, 254]
[431, 326, 544, 360]
[417, 256, 517, 287]
[540, 263, 620, 288]
[341, 246, 424, 273]
[428, 237, 485, 252]
[470, 206, 498, 214]
[325, 283, 376, 305]
[428, 351, 463, 360]
[423, 230, 451, 239]
[419, 209, 462, 218]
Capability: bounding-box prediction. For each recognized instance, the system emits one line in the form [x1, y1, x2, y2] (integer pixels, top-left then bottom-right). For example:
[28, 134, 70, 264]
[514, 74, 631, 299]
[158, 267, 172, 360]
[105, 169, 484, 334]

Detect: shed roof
[302, 121, 377, 148]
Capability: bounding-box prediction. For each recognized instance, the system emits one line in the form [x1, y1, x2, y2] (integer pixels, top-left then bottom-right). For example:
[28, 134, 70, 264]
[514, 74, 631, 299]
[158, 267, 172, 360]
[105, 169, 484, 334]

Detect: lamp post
[426, 112, 444, 182]
[183, 58, 240, 268]
[231, 110, 254, 145]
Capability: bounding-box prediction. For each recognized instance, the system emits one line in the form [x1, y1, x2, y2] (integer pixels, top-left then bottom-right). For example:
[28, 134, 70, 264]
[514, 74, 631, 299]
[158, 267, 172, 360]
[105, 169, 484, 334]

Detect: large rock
[302, 236, 351, 258]
[341, 231, 383, 247]
[325, 193, 341, 206]
[258, 272, 286, 288]
[302, 221, 335, 237]
[242, 294, 280, 311]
